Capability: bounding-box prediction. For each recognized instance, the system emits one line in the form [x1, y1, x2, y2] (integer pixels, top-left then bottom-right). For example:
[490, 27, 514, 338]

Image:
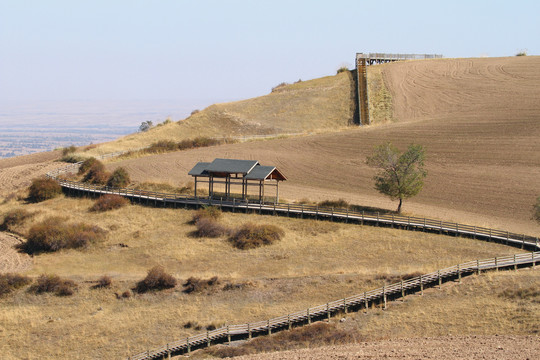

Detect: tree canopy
[366, 143, 427, 213]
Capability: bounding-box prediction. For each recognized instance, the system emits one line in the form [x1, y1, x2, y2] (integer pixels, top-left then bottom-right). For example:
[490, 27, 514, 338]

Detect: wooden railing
[46, 154, 540, 360]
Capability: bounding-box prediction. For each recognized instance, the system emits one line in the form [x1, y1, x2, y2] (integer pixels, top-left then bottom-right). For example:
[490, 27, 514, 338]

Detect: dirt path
[0, 232, 32, 273]
[232, 335, 539, 360]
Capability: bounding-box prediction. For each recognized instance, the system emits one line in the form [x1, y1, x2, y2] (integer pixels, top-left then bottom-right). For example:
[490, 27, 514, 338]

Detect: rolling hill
[109, 56, 540, 234]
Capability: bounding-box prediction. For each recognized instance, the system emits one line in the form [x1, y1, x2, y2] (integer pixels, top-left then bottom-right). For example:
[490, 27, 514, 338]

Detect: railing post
[344, 298, 348, 313]
[533, 252, 536, 268]
[288, 314, 291, 330]
[521, 234, 525, 249]
[167, 343, 171, 359]
[514, 254, 517, 271]
[227, 325, 231, 343]
[420, 275, 423, 295]
[327, 303, 331, 319]
[346, 208, 349, 223]
[307, 308, 311, 324]
[439, 220, 442, 234]
[376, 212, 379, 226]
[248, 323, 252, 339]
[458, 264, 461, 283]
[438, 270, 441, 288]
[383, 285, 387, 309]
[364, 292, 368, 311]
[361, 210, 365, 225]
[207, 330, 210, 347]
[268, 319, 271, 335]
[401, 280, 404, 299]
[187, 337, 190, 353]
[495, 257, 498, 271]
[476, 259, 480, 274]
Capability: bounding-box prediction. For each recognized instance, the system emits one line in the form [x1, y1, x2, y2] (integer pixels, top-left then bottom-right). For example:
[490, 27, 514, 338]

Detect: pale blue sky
[1, 0, 538, 117]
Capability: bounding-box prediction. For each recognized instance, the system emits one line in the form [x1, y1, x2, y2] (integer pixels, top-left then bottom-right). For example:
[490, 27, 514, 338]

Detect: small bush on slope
[28, 177, 62, 202]
[23, 217, 106, 254]
[135, 266, 177, 293]
[228, 223, 285, 250]
[90, 194, 129, 212]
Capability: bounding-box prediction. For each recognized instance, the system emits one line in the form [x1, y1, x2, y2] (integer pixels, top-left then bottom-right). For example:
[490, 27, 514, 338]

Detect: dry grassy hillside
[110, 56, 540, 235]
[85, 72, 356, 155]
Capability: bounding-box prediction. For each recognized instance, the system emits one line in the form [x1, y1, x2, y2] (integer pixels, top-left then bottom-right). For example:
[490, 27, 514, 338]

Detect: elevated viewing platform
[356, 52, 443, 65]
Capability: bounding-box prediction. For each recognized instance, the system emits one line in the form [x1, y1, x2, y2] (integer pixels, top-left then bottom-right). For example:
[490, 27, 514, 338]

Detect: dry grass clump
[137, 137, 230, 156]
[78, 157, 100, 175]
[183, 276, 220, 294]
[375, 271, 424, 284]
[0, 273, 32, 297]
[23, 217, 106, 254]
[228, 223, 285, 250]
[135, 266, 177, 293]
[191, 206, 222, 223]
[107, 167, 131, 188]
[90, 194, 129, 212]
[192, 218, 230, 238]
[82, 162, 110, 185]
[0, 208, 34, 231]
[93, 275, 113, 289]
[30, 274, 77, 296]
[28, 177, 62, 202]
[318, 198, 349, 209]
[207, 322, 358, 358]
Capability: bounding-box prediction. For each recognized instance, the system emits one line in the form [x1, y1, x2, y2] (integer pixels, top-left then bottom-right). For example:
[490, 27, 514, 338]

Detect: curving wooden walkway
[46, 157, 540, 360]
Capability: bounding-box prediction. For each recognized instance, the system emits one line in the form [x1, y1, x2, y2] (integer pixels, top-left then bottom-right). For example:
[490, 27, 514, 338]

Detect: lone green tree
[366, 143, 427, 213]
[533, 195, 540, 223]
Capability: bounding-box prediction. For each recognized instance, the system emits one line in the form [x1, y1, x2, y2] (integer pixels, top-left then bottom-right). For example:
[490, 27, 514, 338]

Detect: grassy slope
[0, 195, 530, 359]
[83, 72, 356, 156]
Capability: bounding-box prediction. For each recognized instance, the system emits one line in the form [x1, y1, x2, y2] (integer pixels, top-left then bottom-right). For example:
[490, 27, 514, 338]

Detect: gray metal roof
[188, 162, 211, 176]
[188, 158, 286, 181]
[206, 158, 259, 174]
[244, 166, 276, 180]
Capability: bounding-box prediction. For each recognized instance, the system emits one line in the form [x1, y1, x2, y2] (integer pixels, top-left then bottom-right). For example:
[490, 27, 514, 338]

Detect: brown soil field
[110, 56, 540, 235]
[0, 150, 62, 197]
[0, 232, 32, 273]
[230, 335, 539, 360]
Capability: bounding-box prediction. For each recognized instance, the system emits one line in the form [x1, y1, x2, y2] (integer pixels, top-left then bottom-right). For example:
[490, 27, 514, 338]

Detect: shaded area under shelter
[188, 158, 286, 203]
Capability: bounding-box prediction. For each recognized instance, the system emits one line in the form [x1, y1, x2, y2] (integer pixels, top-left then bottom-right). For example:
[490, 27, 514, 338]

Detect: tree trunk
[397, 198, 403, 213]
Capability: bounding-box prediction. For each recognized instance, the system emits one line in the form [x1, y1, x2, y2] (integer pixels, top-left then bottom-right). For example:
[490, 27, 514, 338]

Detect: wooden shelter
[188, 158, 286, 203]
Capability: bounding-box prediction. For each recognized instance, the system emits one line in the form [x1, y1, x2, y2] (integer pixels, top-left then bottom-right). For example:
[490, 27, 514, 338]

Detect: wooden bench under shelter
[188, 158, 287, 203]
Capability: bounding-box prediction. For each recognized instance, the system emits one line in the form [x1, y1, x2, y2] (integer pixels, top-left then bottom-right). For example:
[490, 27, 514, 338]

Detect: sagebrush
[135, 266, 177, 293]
[28, 177, 62, 202]
[90, 194, 129, 212]
[229, 223, 285, 249]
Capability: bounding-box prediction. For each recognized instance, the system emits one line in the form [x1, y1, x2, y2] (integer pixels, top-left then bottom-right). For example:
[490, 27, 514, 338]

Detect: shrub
[31, 274, 77, 296]
[183, 276, 219, 294]
[318, 199, 349, 209]
[82, 162, 110, 185]
[0, 273, 32, 297]
[135, 266, 177, 293]
[60, 154, 85, 163]
[78, 157, 100, 175]
[190, 109, 200, 116]
[28, 177, 62, 202]
[229, 223, 285, 250]
[191, 206, 222, 223]
[24, 217, 106, 254]
[193, 218, 230, 238]
[0, 208, 34, 231]
[147, 140, 178, 154]
[94, 275, 112, 289]
[61, 145, 77, 156]
[516, 50, 527, 56]
[90, 194, 129, 212]
[271, 82, 289, 92]
[107, 167, 131, 188]
[337, 66, 349, 74]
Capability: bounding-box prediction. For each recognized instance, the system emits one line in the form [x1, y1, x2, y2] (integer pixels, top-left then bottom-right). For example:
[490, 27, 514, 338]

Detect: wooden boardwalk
[46, 158, 539, 360]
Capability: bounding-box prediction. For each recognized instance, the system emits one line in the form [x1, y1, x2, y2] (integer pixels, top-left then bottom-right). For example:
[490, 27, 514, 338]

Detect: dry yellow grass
[82, 72, 356, 156]
[0, 194, 529, 359]
[338, 270, 540, 339]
